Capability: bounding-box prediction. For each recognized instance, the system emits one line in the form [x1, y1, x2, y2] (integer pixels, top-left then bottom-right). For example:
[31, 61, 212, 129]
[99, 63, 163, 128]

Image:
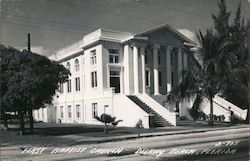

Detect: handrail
[214, 96, 244, 114]
[211, 96, 247, 119]
[136, 94, 177, 126]
[204, 96, 243, 115]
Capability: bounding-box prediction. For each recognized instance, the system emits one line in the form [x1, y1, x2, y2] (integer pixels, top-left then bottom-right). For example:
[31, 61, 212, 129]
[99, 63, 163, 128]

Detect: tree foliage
[167, 30, 234, 125]
[95, 113, 122, 134]
[167, 0, 249, 124]
[212, 1, 249, 109]
[0, 45, 69, 133]
[212, 0, 231, 37]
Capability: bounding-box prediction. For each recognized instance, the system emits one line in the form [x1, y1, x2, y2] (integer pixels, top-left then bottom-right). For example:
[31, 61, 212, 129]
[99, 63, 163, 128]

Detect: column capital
[153, 44, 160, 49]
[130, 42, 147, 48]
[166, 45, 173, 50]
[178, 47, 183, 53]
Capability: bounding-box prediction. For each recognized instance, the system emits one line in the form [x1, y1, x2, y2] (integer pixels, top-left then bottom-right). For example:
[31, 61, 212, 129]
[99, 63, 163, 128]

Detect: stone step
[127, 95, 172, 127]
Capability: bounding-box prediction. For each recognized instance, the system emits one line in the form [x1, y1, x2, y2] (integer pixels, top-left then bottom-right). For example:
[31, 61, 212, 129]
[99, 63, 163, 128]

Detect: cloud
[177, 28, 197, 43]
[31, 46, 48, 55]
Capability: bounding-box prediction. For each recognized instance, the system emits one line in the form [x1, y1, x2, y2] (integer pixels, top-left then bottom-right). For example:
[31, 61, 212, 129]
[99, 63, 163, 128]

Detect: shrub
[135, 119, 143, 128]
[94, 113, 122, 134]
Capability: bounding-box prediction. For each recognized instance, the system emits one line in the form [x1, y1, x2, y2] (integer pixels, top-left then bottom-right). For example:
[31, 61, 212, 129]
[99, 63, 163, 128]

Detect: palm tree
[95, 114, 122, 134]
[167, 29, 234, 126]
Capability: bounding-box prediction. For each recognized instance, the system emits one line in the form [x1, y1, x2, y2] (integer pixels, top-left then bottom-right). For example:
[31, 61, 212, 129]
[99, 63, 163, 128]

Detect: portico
[125, 42, 186, 96]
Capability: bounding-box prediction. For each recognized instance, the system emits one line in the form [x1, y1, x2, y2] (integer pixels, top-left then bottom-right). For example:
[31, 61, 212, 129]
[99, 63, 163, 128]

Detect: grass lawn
[0, 120, 242, 148]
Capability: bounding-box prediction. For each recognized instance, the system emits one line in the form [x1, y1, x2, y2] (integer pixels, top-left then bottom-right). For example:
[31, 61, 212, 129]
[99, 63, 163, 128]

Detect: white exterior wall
[84, 44, 103, 96]
[33, 108, 52, 123]
[33, 27, 197, 126]
[83, 97, 113, 125]
[113, 95, 150, 128]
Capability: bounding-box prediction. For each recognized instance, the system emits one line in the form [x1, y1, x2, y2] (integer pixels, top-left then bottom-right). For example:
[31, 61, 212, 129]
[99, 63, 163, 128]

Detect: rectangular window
[91, 71, 97, 87]
[90, 50, 97, 65]
[60, 106, 64, 118]
[75, 77, 80, 91]
[92, 103, 98, 118]
[159, 71, 162, 86]
[104, 105, 109, 114]
[109, 49, 119, 63]
[145, 70, 150, 87]
[76, 105, 80, 118]
[59, 83, 64, 93]
[67, 105, 72, 118]
[67, 79, 71, 93]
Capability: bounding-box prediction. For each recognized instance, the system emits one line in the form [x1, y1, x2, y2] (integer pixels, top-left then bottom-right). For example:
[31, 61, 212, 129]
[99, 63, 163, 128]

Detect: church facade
[33, 25, 247, 128]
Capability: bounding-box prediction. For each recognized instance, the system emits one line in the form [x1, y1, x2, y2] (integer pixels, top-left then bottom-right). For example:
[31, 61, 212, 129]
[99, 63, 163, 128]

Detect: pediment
[135, 24, 195, 47]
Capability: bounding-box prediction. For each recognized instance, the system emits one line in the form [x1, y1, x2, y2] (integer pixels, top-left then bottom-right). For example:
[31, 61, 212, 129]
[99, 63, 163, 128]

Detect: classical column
[166, 46, 172, 93]
[140, 46, 146, 93]
[123, 45, 132, 95]
[120, 67, 124, 94]
[153, 44, 160, 95]
[133, 46, 139, 94]
[177, 48, 183, 81]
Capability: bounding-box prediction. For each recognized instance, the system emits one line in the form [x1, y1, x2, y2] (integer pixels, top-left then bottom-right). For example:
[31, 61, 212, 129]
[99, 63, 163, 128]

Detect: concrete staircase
[127, 95, 172, 127]
[213, 96, 248, 120]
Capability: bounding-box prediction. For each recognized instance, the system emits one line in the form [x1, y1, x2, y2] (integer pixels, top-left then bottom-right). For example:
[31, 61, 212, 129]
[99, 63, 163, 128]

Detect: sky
[0, 0, 249, 56]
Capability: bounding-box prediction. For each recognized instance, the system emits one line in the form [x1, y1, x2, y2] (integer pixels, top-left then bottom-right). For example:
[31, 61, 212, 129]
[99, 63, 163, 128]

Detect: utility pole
[27, 33, 31, 52]
[27, 33, 34, 133]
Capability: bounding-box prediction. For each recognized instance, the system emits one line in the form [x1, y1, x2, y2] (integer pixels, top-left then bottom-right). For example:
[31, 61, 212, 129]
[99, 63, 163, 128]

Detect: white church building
[34, 24, 247, 128]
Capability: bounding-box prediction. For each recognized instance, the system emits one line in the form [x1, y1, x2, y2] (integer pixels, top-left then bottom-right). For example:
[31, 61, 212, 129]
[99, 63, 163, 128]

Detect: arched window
[74, 59, 80, 72]
[66, 62, 71, 71]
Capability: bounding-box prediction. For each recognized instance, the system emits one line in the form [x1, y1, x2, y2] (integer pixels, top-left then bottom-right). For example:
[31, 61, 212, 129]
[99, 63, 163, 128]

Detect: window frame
[67, 105, 72, 119]
[66, 62, 71, 71]
[67, 79, 71, 93]
[60, 106, 64, 118]
[59, 82, 64, 94]
[109, 49, 119, 64]
[92, 103, 98, 118]
[76, 105, 80, 119]
[75, 77, 80, 91]
[91, 71, 97, 88]
[74, 59, 80, 72]
[90, 50, 97, 65]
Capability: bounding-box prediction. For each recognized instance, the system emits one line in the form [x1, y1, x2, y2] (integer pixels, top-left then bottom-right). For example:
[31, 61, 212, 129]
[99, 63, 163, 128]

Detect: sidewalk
[1, 121, 249, 147]
[72, 122, 250, 145]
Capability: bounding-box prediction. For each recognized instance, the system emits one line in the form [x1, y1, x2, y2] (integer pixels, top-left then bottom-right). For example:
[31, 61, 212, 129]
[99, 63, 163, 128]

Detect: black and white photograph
[0, 0, 249, 160]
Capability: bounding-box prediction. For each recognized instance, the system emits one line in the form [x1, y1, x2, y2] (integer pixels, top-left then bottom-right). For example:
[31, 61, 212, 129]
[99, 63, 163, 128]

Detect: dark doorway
[110, 77, 120, 93]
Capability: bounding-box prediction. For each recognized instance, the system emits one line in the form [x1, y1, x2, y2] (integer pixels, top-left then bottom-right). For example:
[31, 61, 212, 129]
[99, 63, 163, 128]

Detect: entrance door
[110, 71, 120, 93]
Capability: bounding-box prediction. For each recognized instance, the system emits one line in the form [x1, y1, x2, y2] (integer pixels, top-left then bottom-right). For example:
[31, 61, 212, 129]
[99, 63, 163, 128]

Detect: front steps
[127, 95, 172, 127]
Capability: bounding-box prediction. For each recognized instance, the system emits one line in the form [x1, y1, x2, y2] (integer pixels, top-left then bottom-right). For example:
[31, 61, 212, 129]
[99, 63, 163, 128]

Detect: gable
[135, 24, 195, 47]
[143, 29, 184, 46]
